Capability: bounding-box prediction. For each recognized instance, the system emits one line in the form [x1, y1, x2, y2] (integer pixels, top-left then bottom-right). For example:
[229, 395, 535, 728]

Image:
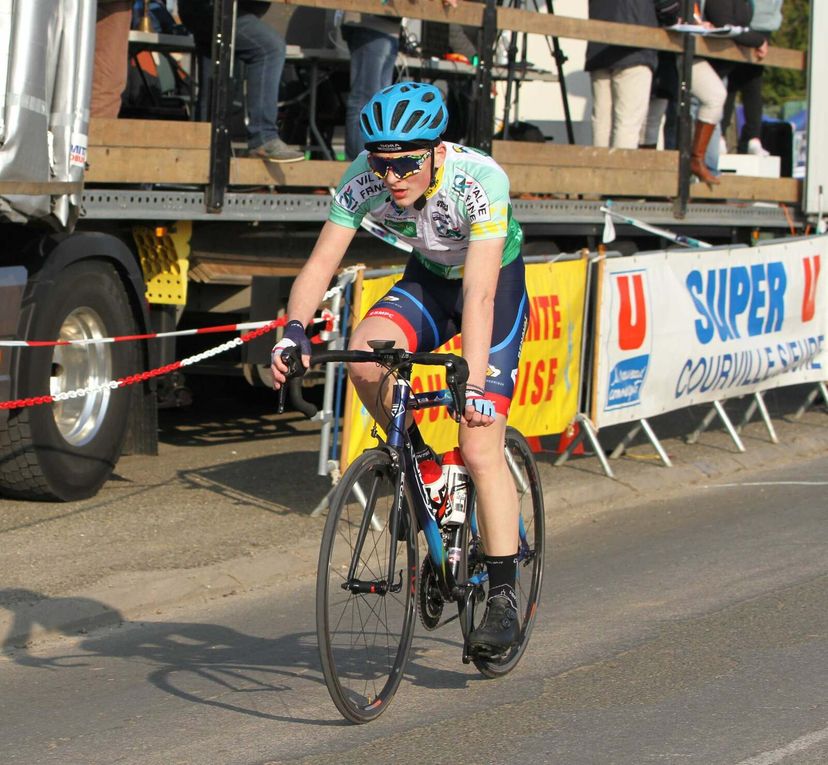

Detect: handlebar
[276, 342, 469, 419]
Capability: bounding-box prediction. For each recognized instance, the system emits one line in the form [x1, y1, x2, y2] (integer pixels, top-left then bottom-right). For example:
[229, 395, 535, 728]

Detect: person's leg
[640, 97, 668, 148]
[590, 69, 612, 148]
[343, 27, 398, 160]
[610, 64, 653, 149]
[463, 256, 528, 653]
[234, 12, 285, 149]
[720, 65, 745, 147]
[91, 1, 133, 118]
[690, 59, 727, 185]
[176, 0, 213, 121]
[347, 258, 457, 423]
[739, 64, 766, 153]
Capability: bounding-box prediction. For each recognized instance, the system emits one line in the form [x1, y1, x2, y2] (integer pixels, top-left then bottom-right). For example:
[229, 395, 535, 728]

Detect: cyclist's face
[368, 145, 444, 207]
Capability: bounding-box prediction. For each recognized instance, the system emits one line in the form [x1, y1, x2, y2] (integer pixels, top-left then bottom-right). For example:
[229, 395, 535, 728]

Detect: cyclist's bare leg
[347, 315, 411, 423]
[459, 416, 519, 556]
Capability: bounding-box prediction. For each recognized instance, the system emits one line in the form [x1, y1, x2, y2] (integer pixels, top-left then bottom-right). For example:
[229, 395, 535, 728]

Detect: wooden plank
[86, 146, 210, 183]
[89, 119, 211, 149]
[501, 164, 677, 197]
[504, 162, 800, 203]
[492, 141, 678, 172]
[0, 181, 82, 195]
[272, 0, 803, 70]
[229, 157, 344, 187]
[696, 37, 804, 70]
[690, 176, 801, 203]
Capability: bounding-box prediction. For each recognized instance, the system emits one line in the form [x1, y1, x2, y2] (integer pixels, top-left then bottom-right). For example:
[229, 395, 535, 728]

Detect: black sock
[485, 553, 517, 607]
[408, 422, 429, 461]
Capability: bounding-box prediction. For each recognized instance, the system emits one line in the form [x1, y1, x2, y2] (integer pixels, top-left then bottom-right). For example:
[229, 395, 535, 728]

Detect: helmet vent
[372, 101, 384, 131]
[391, 101, 409, 130]
[403, 110, 425, 133]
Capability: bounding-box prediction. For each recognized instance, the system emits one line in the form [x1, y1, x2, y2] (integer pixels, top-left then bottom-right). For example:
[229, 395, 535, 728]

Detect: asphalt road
[2, 456, 826, 765]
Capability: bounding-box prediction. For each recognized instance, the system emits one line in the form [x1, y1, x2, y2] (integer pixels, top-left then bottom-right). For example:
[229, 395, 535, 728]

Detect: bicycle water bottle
[440, 448, 468, 526]
[418, 455, 447, 520]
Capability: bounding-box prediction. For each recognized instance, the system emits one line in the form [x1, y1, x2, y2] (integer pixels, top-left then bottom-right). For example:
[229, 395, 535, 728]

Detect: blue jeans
[235, 12, 286, 148]
[188, 10, 286, 148]
[342, 26, 398, 160]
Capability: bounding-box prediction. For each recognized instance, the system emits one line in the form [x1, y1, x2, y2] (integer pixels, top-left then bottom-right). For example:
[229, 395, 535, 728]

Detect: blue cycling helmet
[360, 82, 448, 153]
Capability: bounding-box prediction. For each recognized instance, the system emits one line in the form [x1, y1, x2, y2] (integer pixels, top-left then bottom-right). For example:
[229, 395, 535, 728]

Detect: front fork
[343, 379, 411, 597]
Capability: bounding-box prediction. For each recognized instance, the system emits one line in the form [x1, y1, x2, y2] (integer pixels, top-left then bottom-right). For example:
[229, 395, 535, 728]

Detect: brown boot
[689, 120, 720, 185]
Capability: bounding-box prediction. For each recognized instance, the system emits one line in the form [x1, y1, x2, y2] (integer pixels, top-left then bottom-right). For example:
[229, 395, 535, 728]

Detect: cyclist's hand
[463, 386, 496, 427]
[271, 320, 311, 389]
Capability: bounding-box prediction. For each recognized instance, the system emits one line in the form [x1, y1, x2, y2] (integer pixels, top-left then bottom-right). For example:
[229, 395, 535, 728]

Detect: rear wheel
[463, 427, 545, 678]
[0, 260, 138, 500]
[316, 449, 418, 723]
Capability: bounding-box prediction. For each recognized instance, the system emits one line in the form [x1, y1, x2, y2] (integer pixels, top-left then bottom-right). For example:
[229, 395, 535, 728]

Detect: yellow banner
[343, 258, 588, 466]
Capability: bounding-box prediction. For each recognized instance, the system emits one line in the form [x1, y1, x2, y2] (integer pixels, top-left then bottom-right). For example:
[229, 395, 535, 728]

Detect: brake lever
[277, 347, 303, 414]
[445, 358, 468, 423]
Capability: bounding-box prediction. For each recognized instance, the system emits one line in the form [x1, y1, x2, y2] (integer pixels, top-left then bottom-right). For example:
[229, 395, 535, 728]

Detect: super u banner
[342, 257, 589, 467]
[592, 236, 828, 428]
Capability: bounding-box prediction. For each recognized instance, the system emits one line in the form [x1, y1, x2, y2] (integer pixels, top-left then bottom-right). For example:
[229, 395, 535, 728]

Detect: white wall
[492, 0, 590, 142]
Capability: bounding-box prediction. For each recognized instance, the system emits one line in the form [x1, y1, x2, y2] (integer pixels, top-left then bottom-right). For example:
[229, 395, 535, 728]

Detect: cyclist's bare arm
[271, 220, 357, 386]
[461, 237, 505, 427]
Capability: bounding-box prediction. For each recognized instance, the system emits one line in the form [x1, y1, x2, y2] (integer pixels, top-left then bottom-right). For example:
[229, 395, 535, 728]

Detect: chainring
[418, 557, 445, 630]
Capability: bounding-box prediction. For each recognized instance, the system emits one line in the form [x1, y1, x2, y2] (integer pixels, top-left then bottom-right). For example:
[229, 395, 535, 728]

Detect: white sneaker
[747, 138, 770, 157]
[719, 137, 729, 155]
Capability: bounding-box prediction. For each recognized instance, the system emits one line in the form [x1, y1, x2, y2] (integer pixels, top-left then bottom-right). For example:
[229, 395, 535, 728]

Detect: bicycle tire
[462, 427, 545, 678]
[316, 448, 418, 723]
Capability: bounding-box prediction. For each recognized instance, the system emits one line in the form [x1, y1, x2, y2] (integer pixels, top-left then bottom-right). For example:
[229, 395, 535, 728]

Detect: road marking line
[733, 725, 828, 765]
[711, 481, 828, 488]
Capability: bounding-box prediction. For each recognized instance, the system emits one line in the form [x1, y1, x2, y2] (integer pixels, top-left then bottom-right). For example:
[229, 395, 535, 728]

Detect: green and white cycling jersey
[329, 142, 523, 279]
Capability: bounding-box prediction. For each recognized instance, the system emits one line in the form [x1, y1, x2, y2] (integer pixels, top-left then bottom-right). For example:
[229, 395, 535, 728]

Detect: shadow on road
[1, 589, 481, 726]
[177, 452, 332, 515]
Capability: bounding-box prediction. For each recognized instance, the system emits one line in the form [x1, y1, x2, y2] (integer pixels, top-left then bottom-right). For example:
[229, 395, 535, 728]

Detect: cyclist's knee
[459, 432, 504, 478]
[347, 333, 380, 387]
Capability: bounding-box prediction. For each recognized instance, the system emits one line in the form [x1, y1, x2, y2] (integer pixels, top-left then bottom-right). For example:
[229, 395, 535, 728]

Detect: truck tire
[0, 260, 139, 501]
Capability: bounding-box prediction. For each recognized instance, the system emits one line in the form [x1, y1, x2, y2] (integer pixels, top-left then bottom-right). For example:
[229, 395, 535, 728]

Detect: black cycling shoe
[468, 594, 519, 657]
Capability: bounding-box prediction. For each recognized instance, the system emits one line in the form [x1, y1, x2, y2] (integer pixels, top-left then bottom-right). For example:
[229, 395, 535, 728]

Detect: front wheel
[463, 427, 545, 678]
[316, 449, 418, 723]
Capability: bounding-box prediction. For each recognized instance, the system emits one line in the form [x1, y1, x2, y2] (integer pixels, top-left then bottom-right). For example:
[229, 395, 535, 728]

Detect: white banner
[592, 236, 828, 428]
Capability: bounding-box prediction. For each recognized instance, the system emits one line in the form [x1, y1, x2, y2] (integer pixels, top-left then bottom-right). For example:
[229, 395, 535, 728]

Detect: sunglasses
[367, 151, 432, 181]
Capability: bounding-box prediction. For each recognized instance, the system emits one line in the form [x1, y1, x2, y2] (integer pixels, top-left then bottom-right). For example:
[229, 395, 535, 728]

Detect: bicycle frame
[383, 374, 465, 602]
[281, 343, 535, 609]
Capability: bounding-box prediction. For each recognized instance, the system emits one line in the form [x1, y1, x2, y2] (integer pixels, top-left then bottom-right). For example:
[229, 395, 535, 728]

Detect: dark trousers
[178, 3, 286, 148]
[721, 63, 764, 150]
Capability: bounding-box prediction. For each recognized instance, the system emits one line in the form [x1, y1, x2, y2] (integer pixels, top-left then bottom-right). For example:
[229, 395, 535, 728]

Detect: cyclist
[271, 82, 529, 656]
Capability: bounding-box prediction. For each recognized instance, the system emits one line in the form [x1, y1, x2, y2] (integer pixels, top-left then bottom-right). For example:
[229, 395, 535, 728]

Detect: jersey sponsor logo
[384, 219, 418, 238]
[336, 185, 358, 211]
[451, 171, 492, 224]
[451, 173, 471, 197]
[466, 183, 491, 224]
[337, 171, 387, 211]
[451, 144, 486, 158]
[487, 364, 501, 378]
[431, 210, 464, 240]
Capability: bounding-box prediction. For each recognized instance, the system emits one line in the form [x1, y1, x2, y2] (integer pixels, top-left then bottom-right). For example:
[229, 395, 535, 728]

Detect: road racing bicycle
[279, 340, 544, 723]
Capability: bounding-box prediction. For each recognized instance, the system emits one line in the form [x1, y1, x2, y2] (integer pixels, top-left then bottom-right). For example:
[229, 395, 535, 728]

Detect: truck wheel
[0, 260, 139, 501]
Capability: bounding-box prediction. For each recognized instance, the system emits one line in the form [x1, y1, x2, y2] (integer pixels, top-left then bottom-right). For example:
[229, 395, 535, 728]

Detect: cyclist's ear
[434, 142, 447, 168]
